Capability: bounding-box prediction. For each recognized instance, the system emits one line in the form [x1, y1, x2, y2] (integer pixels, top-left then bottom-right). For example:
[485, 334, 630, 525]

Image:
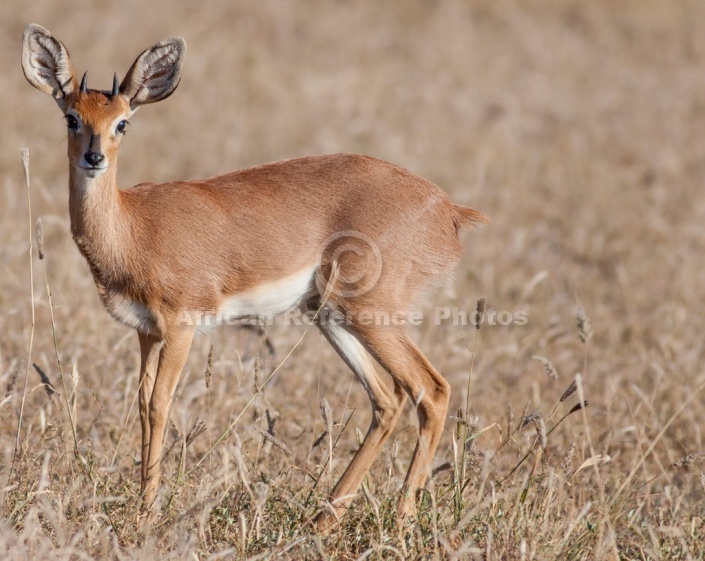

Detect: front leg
[141, 326, 195, 511]
[137, 332, 162, 491]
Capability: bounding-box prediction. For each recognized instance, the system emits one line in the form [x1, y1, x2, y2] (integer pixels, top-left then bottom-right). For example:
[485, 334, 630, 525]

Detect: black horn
[80, 71, 88, 94]
[111, 73, 119, 97]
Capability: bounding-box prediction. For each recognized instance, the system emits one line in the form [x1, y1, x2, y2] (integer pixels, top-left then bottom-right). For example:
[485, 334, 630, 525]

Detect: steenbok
[22, 23, 488, 528]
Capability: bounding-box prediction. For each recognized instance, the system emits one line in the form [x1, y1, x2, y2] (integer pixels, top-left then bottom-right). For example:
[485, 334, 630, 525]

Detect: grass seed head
[186, 419, 207, 447]
[204, 344, 214, 389]
[521, 411, 541, 429]
[560, 442, 576, 474]
[32, 363, 56, 404]
[576, 306, 594, 343]
[532, 355, 558, 381]
[320, 397, 333, 434]
[475, 297, 486, 329]
[520, 401, 531, 426]
[560, 379, 578, 402]
[506, 403, 514, 435]
[35, 218, 44, 260]
[253, 354, 260, 393]
[672, 453, 705, 469]
[569, 400, 589, 415]
[533, 416, 547, 450]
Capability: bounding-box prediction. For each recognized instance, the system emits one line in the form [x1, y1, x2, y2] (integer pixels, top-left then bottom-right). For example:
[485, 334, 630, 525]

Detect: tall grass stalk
[454, 297, 484, 520]
[37, 219, 81, 460]
[13, 148, 35, 472]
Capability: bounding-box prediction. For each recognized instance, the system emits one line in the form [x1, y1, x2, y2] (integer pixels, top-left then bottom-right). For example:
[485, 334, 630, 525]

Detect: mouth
[78, 162, 108, 176]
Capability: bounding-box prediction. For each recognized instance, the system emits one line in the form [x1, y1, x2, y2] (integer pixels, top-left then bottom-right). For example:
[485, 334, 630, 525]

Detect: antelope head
[22, 23, 186, 179]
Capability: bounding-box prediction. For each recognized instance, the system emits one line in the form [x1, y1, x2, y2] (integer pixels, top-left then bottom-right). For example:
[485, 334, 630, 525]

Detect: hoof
[396, 493, 418, 521]
[313, 509, 340, 534]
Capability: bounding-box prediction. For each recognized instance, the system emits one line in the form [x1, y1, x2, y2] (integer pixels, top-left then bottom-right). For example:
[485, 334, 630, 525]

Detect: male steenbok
[22, 23, 488, 528]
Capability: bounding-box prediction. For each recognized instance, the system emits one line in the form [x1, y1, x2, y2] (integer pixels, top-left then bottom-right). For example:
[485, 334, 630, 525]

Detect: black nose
[84, 151, 104, 167]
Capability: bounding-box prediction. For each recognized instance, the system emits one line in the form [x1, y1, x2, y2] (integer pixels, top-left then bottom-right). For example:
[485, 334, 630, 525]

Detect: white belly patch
[180, 267, 316, 331]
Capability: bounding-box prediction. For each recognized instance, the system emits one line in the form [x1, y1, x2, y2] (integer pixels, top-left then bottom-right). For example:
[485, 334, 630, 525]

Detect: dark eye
[116, 120, 128, 135]
[65, 114, 78, 130]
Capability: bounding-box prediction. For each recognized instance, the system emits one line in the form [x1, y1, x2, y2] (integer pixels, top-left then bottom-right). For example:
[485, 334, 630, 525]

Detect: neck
[68, 163, 130, 277]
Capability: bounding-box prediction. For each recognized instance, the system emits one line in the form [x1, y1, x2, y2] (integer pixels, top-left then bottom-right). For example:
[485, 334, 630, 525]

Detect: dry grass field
[2, 0, 705, 559]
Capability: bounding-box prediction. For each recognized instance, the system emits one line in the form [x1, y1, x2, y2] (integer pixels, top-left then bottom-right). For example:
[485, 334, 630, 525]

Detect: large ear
[120, 37, 186, 109]
[22, 24, 77, 108]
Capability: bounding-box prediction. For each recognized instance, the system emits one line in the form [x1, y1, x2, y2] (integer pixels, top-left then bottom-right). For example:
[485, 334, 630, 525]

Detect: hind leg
[313, 317, 407, 530]
[355, 325, 450, 517]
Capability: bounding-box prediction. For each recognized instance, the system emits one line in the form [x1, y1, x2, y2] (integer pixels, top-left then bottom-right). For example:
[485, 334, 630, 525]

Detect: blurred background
[2, 0, 705, 543]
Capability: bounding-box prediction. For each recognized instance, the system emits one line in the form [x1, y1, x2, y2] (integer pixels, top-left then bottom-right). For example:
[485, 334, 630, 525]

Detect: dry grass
[2, 0, 705, 558]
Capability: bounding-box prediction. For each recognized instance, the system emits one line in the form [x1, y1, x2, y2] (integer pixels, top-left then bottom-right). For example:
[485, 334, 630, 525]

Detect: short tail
[452, 205, 490, 232]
